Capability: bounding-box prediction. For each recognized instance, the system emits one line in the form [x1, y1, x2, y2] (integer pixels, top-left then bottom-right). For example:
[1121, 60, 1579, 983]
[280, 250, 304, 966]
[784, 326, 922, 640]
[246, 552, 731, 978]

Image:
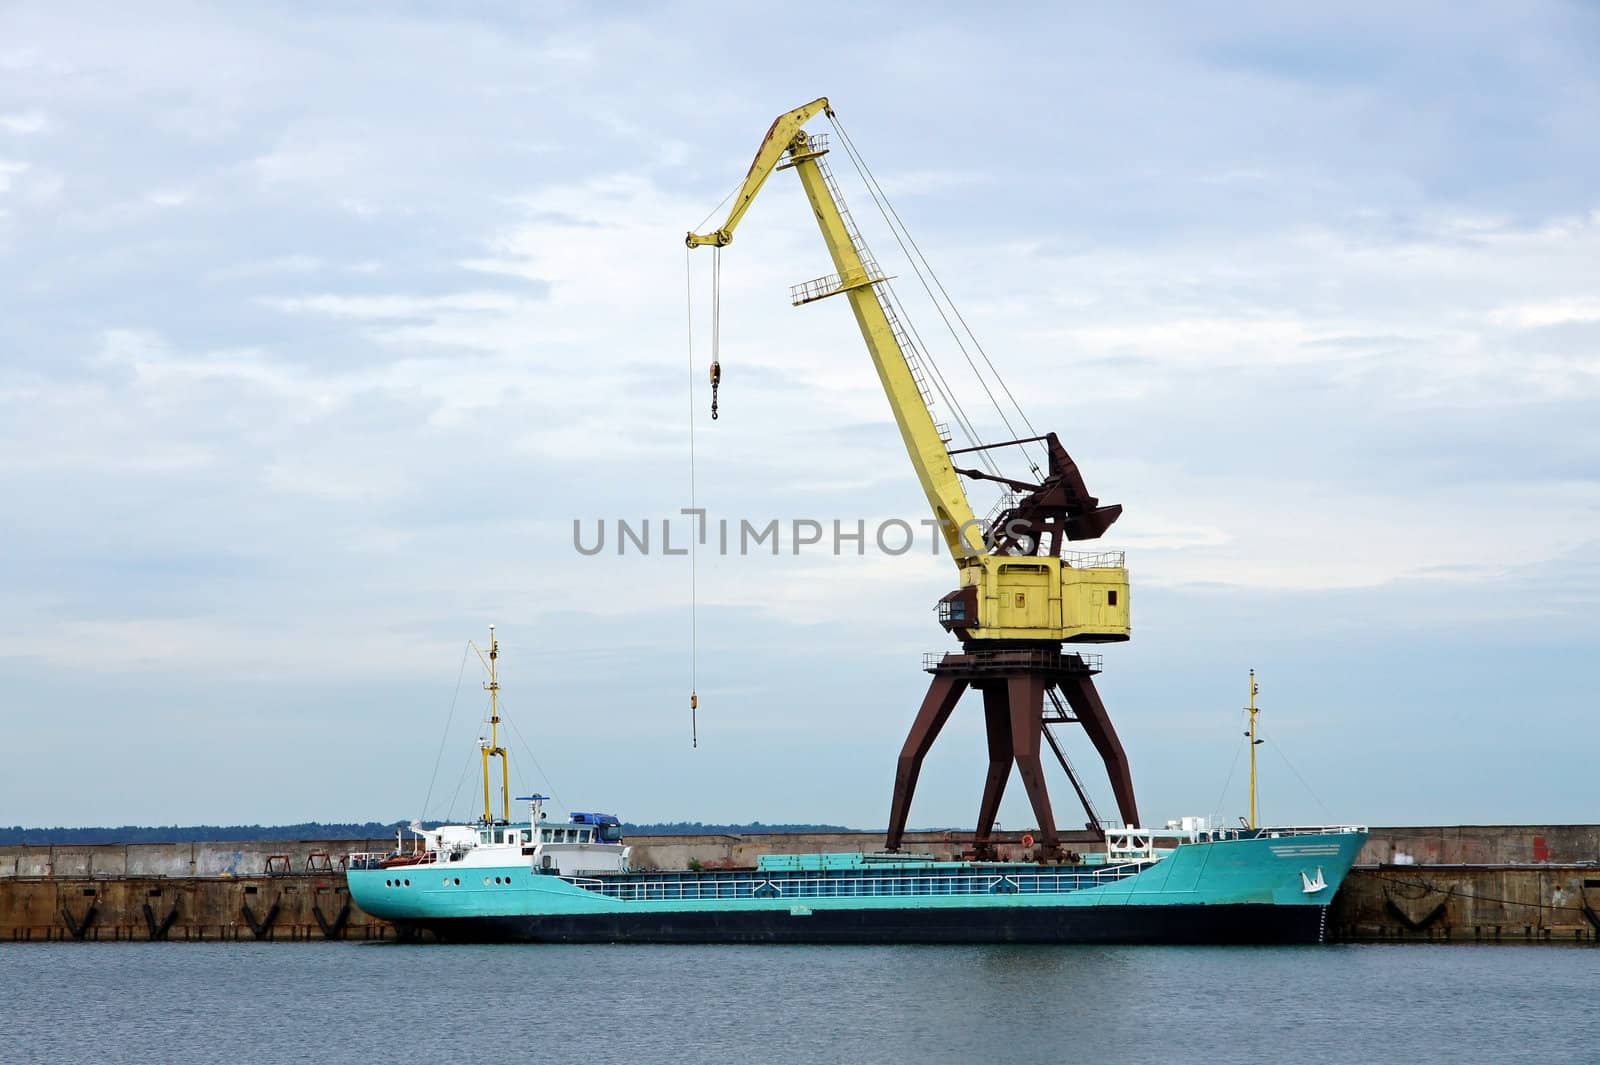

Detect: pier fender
[1383, 883, 1449, 932]
[142, 901, 180, 941]
[60, 901, 98, 941]
[312, 897, 352, 940]
[241, 898, 282, 940]
[1578, 880, 1600, 931]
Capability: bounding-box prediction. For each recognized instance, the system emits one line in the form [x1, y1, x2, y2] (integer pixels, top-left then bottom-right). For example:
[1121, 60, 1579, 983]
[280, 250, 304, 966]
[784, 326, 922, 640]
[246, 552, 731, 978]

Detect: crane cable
[710, 247, 722, 420]
[686, 248, 700, 749]
[682, 180, 742, 752]
[419, 640, 472, 825]
[829, 114, 1045, 478]
[831, 113, 1040, 471]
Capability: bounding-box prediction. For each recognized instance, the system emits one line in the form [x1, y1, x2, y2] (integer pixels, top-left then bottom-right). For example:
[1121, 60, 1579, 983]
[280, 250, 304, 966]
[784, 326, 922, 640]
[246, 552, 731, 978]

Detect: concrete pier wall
[3, 827, 1597, 943]
[1354, 825, 1600, 867]
[0, 840, 396, 880]
[1335, 865, 1600, 943]
[3, 874, 396, 942]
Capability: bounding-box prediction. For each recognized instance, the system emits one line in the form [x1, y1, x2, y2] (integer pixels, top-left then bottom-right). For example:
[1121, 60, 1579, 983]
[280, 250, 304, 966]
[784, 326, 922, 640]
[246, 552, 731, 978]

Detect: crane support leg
[1055, 674, 1140, 830]
[895, 649, 1138, 857]
[1008, 674, 1062, 857]
[884, 674, 968, 852]
[971, 684, 1014, 857]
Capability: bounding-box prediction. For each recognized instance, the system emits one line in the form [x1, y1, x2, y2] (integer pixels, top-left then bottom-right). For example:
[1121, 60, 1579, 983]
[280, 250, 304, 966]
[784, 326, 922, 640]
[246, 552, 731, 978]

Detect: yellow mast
[474, 625, 510, 824]
[1246, 669, 1262, 830]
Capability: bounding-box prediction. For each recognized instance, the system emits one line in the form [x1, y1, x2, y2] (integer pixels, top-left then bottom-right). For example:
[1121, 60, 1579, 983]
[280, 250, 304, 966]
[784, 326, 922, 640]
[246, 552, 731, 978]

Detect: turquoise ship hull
[348, 829, 1366, 944]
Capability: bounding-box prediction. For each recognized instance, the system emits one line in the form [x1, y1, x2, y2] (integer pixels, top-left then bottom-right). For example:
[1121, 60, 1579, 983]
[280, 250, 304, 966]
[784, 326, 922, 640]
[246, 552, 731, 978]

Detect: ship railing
[566, 863, 1145, 903]
[346, 850, 443, 870]
[922, 649, 1104, 674]
[1197, 825, 1369, 843]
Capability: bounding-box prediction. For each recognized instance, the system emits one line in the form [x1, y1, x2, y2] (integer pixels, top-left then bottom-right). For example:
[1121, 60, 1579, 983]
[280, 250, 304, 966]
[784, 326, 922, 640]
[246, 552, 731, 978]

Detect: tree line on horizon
[0, 820, 858, 846]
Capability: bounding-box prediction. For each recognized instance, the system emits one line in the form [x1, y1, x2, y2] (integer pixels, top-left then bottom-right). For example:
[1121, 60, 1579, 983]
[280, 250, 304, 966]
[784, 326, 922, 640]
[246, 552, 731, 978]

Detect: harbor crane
[688, 98, 1139, 857]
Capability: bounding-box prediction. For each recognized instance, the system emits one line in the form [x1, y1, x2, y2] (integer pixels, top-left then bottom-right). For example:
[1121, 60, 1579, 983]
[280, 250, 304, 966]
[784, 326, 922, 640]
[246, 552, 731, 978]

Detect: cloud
[0, 111, 51, 134]
[0, 159, 27, 192]
[1, 2, 1597, 828]
[263, 291, 533, 321]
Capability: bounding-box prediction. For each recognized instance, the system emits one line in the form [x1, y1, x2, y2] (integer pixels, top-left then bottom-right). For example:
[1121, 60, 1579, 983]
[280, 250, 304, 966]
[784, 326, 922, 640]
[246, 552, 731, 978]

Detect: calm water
[2, 942, 1596, 1064]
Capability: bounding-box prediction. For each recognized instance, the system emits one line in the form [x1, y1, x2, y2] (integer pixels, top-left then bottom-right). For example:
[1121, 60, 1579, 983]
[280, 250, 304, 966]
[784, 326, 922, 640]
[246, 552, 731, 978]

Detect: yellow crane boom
[689, 97, 982, 561]
[688, 98, 1129, 645]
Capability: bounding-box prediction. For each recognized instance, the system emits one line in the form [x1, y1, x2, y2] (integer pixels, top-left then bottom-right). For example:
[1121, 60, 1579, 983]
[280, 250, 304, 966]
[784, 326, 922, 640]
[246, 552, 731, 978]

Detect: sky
[1, 2, 1597, 831]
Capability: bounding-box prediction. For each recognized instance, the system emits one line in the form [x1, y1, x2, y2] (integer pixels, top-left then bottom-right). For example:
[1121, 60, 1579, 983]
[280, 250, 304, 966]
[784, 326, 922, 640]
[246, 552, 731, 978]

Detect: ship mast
[474, 625, 511, 824]
[1246, 669, 1262, 830]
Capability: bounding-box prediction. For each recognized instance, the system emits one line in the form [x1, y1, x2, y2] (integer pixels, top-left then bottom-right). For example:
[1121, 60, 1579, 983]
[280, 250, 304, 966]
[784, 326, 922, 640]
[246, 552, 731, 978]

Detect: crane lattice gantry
[688, 98, 1140, 857]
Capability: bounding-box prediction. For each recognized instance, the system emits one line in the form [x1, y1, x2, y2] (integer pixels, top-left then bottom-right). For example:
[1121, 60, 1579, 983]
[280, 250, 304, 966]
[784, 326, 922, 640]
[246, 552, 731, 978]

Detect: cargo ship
[347, 630, 1366, 945]
[348, 811, 1365, 945]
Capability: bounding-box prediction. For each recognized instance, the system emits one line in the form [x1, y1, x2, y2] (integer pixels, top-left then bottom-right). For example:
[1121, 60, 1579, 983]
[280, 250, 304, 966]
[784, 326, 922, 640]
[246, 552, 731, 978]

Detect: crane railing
[789, 260, 887, 305]
[1062, 550, 1125, 569]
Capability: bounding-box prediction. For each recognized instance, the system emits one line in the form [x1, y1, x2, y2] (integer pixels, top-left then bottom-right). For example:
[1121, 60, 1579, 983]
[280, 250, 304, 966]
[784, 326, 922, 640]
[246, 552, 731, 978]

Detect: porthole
[384, 879, 391, 887]
[483, 876, 492, 886]
[403, 879, 410, 886]
[442, 878, 450, 887]
[454, 878, 461, 886]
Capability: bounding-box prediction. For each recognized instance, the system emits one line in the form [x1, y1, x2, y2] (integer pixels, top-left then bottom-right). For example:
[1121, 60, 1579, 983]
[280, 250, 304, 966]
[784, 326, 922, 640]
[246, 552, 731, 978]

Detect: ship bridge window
[598, 824, 622, 843]
[520, 830, 532, 844]
[541, 829, 552, 842]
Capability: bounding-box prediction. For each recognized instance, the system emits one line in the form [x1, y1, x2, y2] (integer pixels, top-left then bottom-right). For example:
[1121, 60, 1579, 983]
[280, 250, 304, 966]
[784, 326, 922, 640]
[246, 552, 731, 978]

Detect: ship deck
[569, 860, 1147, 903]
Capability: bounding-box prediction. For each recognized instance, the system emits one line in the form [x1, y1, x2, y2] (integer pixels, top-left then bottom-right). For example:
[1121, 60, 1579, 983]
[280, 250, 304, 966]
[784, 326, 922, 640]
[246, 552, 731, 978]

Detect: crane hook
[709, 359, 721, 420]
